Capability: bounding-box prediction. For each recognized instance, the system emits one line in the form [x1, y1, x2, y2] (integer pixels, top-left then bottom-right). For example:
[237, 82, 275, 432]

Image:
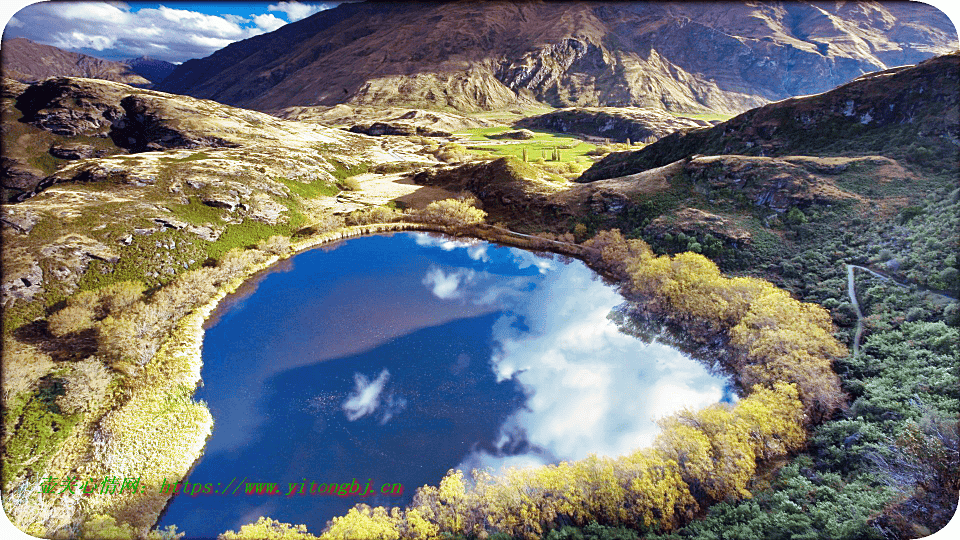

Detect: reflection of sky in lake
[158, 232, 730, 539]
[411, 234, 730, 472]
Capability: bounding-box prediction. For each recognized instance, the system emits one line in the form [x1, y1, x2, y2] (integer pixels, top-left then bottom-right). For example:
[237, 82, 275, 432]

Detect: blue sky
[1, 1, 338, 63]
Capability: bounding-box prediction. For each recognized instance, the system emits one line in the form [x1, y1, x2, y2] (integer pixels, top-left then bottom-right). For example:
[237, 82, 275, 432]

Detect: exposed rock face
[16, 78, 125, 137]
[14, 78, 241, 155]
[111, 95, 239, 153]
[579, 53, 960, 181]
[516, 107, 707, 143]
[1, 157, 44, 200]
[277, 104, 496, 131]
[1, 38, 151, 87]
[157, 1, 956, 114]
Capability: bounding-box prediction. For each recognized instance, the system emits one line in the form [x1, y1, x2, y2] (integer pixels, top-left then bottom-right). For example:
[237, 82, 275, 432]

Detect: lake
[158, 232, 732, 538]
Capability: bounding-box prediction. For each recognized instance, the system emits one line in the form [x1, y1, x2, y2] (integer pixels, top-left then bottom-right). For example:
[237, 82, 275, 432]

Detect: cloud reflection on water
[411, 234, 727, 474]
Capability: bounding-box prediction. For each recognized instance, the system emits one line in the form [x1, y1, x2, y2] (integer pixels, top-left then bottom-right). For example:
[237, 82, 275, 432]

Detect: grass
[170, 197, 226, 226]
[275, 176, 339, 199]
[670, 111, 736, 122]
[457, 127, 597, 163]
[466, 106, 555, 124]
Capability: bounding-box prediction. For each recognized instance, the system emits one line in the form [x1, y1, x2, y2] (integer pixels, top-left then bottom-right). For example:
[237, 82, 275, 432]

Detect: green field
[456, 127, 598, 164]
[671, 111, 735, 122]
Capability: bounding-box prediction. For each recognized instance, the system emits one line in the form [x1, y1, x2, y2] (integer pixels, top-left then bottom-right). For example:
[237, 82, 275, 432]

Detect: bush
[345, 206, 401, 226]
[220, 517, 318, 540]
[56, 359, 112, 414]
[414, 198, 486, 227]
[47, 304, 96, 337]
[257, 235, 292, 255]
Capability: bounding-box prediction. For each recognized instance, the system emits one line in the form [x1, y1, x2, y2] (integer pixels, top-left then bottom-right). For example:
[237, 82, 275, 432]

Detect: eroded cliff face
[157, 1, 957, 114]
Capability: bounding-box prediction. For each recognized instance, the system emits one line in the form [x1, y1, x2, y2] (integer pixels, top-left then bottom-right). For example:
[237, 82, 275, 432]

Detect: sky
[0, 1, 339, 63]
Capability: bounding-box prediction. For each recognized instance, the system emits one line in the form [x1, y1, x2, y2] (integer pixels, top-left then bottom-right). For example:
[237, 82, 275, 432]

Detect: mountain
[122, 57, 178, 85]
[578, 52, 960, 182]
[0, 38, 151, 87]
[157, 0, 957, 114]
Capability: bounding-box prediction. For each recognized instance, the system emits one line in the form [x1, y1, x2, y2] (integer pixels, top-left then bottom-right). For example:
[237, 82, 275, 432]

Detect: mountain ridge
[156, 0, 958, 114]
[0, 38, 152, 87]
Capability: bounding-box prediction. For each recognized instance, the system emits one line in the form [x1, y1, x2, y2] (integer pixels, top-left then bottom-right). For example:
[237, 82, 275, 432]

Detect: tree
[321, 505, 400, 540]
[220, 517, 318, 540]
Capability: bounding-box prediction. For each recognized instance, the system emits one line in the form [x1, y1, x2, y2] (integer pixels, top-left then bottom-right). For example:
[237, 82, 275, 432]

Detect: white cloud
[253, 13, 286, 32]
[422, 266, 474, 300]
[269, 1, 326, 22]
[342, 369, 390, 421]
[413, 232, 476, 251]
[0, 1, 332, 62]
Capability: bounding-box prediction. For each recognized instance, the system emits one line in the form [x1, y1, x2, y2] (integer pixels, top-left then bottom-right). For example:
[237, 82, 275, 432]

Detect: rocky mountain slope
[0, 38, 152, 87]
[157, 1, 957, 114]
[578, 52, 960, 182]
[122, 57, 177, 85]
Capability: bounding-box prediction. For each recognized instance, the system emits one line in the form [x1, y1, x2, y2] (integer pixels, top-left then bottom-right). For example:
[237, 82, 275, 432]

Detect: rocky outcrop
[277, 105, 496, 131]
[48, 143, 102, 160]
[110, 95, 239, 153]
[15, 78, 241, 156]
[644, 208, 753, 247]
[516, 107, 707, 143]
[411, 157, 564, 215]
[490, 129, 535, 140]
[16, 78, 125, 137]
[1, 157, 44, 201]
[347, 121, 451, 138]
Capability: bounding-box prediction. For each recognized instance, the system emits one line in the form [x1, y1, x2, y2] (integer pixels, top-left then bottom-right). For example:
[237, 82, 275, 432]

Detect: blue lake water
[158, 232, 732, 538]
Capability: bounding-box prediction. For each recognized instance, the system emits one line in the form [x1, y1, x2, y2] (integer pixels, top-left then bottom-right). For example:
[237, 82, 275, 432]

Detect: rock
[517, 108, 702, 144]
[202, 194, 240, 211]
[48, 143, 99, 160]
[1, 262, 43, 307]
[347, 121, 451, 138]
[1, 157, 44, 200]
[185, 225, 221, 241]
[489, 129, 535, 140]
[154, 217, 188, 230]
[0, 207, 39, 234]
[16, 78, 125, 137]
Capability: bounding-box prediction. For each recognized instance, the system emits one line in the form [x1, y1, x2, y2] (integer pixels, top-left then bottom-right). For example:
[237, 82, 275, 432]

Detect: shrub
[414, 198, 486, 227]
[100, 281, 147, 313]
[257, 235, 292, 255]
[220, 517, 318, 540]
[56, 359, 112, 414]
[47, 304, 96, 337]
[346, 206, 401, 226]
